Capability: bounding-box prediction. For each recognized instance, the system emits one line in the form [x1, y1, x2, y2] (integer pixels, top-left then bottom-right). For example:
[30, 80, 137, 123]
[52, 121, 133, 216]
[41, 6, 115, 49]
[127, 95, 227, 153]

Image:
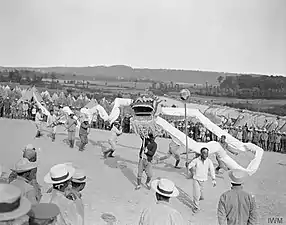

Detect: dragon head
[130, 94, 163, 138]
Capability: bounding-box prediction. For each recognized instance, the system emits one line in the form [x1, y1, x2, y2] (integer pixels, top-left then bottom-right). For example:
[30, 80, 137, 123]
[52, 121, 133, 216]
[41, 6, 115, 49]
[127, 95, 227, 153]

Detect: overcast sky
[0, 0, 285, 75]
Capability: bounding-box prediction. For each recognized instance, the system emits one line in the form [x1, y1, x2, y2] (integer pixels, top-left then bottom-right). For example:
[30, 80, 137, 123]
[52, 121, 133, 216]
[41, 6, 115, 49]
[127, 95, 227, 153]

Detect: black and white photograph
[0, 0, 285, 224]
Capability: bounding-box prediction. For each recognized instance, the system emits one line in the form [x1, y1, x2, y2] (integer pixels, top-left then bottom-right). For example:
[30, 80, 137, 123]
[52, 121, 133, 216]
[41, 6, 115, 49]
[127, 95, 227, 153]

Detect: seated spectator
[0, 183, 31, 225]
[10, 158, 40, 205]
[28, 203, 60, 225]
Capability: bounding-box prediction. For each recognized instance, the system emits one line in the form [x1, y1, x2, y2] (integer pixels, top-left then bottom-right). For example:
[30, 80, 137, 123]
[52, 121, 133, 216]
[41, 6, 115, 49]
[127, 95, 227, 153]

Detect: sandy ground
[1, 118, 286, 225]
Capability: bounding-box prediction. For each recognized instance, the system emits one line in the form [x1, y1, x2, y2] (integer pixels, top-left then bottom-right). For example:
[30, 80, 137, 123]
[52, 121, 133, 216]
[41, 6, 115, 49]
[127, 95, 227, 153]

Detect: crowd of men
[1, 96, 285, 154]
[0, 144, 86, 224]
[0, 143, 258, 225]
[168, 120, 286, 153]
[0, 96, 262, 224]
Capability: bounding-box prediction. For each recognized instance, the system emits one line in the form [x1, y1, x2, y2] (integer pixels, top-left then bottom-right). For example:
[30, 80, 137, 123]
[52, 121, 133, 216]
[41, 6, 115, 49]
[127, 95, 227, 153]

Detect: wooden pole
[184, 102, 189, 175]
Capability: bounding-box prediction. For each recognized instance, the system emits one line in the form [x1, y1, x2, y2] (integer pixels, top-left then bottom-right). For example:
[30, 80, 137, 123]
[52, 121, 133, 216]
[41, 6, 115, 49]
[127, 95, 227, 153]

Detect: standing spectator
[261, 129, 268, 150]
[242, 126, 248, 143]
[274, 131, 282, 152]
[281, 132, 286, 153]
[247, 128, 253, 143]
[22, 101, 29, 119]
[4, 97, 11, 118]
[31, 105, 37, 121]
[268, 131, 275, 151]
[187, 148, 216, 213]
[138, 178, 186, 225]
[236, 127, 243, 142]
[41, 164, 84, 225]
[217, 170, 258, 225]
[252, 129, 259, 146]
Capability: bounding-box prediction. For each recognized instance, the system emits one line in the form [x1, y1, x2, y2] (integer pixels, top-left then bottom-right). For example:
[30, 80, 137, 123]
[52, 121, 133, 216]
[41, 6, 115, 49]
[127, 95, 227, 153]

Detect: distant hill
[0, 65, 263, 85]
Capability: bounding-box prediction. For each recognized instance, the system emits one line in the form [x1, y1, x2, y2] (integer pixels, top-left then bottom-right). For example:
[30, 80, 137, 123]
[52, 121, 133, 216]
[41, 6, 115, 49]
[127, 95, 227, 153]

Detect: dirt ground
[0, 118, 286, 225]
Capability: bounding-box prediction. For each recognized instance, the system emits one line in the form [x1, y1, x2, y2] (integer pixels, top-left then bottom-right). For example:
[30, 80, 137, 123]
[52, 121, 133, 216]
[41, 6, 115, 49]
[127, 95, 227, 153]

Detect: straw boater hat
[11, 158, 38, 173]
[228, 170, 248, 185]
[44, 164, 75, 184]
[0, 184, 31, 221]
[72, 169, 87, 183]
[151, 178, 179, 198]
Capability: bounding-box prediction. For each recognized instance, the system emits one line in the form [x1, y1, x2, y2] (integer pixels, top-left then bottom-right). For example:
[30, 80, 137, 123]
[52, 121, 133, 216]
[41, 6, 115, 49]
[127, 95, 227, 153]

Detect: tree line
[216, 74, 286, 99]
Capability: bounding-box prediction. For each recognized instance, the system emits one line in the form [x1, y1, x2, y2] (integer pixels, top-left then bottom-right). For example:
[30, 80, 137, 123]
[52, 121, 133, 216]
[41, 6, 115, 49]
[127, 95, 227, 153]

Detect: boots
[69, 140, 73, 148]
[52, 134, 55, 142]
[71, 140, 75, 148]
[103, 149, 113, 158]
[35, 131, 41, 138]
[108, 150, 115, 158]
[135, 178, 141, 190]
[174, 159, 181, 169]
[145, 177, 151, 190]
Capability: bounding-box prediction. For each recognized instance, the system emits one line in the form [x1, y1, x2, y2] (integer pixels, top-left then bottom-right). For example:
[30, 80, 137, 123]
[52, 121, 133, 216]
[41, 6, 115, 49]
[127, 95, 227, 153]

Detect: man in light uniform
[217, 170, 258, 225]
[47, 109, 58, 142]
[157, 137, 181, 168]
[138, 178, 186, 225]
[35, 109, 43, 138]
[103, 121, 122, 158]
[65, 112, 77, 148]
[188, 147, 216, 213]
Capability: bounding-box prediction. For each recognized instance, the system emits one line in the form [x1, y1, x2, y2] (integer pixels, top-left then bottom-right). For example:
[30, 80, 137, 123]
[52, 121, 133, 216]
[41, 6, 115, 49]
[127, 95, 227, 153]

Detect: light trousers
[193, 179, 205, 210]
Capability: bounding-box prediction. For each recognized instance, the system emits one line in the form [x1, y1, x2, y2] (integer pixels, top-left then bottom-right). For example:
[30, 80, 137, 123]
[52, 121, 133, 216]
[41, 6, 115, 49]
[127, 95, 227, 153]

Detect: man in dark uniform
[135, 133, 157, 190]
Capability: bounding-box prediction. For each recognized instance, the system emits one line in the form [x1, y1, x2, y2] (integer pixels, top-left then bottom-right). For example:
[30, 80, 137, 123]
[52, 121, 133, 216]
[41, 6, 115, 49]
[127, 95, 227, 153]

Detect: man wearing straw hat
[41, 164, 83, 225]
[70, 169, 87, 200]
[8, 144, 42, 202]
[0, 184, 31, 225]
[138, 178, 185, 225]
[217, 170, 258, 225]
[10, 158, 39, 205]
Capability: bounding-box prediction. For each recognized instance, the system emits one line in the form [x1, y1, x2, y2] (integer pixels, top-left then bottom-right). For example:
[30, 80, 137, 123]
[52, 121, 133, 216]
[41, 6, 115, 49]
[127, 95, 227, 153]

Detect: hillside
[0, 65, 263, 85]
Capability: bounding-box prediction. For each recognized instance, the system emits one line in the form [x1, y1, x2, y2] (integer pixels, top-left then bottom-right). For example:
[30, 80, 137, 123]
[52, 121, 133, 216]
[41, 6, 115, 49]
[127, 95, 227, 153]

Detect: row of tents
[1, 85, 286, 132]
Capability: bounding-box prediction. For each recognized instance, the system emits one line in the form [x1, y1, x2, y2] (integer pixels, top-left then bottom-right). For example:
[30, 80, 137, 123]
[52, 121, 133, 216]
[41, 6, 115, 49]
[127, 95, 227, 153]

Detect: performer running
[35, 108, 43, 138]
[215, 135, 238, 174]
[103, 121, 122, 158]
[135, 133, 157, 190]
[65, 112, 77, 148]
[156, 136, 181, 169]
[47, 109, 58, 142]
[78, 115, 90, 152]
